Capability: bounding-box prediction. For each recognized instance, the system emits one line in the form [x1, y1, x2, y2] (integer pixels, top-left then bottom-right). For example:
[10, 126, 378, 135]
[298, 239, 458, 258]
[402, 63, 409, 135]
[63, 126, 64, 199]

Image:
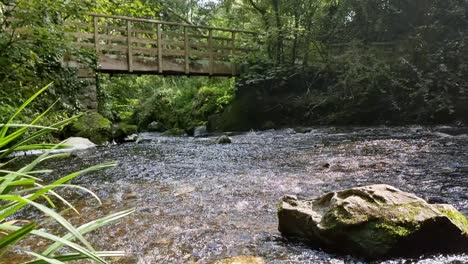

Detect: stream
[4, 126, 468, 263]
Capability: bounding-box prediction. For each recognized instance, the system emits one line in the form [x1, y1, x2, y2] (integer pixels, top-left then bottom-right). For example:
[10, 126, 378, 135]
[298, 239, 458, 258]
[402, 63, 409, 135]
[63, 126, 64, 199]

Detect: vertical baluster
[93, 16, 99, 54]
[157, 23, 163, 73]
[184, 26, 189, 74]
[208, 29, 213, 76]
[231, 31, 236, 76]
[127, 20, 133, 72]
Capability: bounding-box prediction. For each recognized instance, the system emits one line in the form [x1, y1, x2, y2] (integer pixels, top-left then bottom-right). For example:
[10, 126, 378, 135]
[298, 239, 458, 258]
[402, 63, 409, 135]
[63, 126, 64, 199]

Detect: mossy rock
[113, 122, 138, 143]
[69, 112, 112, 145]
[278, 184, 468, 260]
[162, 128, 186, 136]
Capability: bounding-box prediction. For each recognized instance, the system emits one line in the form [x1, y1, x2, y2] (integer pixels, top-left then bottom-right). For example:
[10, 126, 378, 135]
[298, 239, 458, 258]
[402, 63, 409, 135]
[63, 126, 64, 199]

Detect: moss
[374, 222, 412, 237]
[70, 112, 112, 145]
[277, 202, 283, 213]
[439, 208, 468, 234]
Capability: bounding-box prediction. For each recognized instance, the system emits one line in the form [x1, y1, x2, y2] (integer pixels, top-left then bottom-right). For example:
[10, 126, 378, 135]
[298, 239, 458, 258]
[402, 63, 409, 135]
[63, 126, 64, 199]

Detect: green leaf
[43, 208, 135, 256]
[0, 222, 35, 256]
[0, 83, 53, 139]
[0, 224, 108, 264]
[0, 195, 95, 253]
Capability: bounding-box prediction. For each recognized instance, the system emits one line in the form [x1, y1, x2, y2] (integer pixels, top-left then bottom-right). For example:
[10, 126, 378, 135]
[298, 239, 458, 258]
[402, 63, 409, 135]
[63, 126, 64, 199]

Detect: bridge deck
[68, 14, 256, 77]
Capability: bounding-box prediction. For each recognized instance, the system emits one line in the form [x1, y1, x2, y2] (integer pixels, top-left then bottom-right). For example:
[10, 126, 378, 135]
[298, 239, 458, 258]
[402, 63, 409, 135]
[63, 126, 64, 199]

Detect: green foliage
[68, 112, 112, 145]
[100, 75, 235, 132]
[0, 85, 134, 263]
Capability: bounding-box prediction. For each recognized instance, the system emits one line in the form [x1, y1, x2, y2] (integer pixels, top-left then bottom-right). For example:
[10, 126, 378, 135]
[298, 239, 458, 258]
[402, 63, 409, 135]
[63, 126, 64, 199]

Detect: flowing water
[4, 126, 468, 263]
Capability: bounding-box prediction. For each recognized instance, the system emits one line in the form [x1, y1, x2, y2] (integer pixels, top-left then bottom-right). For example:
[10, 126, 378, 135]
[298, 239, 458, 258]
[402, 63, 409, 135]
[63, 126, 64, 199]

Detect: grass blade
[24, 251, 65, 264]
[26, 251, 125, 264]
[0, 195, 95, 252]
[42, 208, 135, 256]
[0, 224, 108, 264]
[0, 222, 35, 256]
[0, 83, 53, 139]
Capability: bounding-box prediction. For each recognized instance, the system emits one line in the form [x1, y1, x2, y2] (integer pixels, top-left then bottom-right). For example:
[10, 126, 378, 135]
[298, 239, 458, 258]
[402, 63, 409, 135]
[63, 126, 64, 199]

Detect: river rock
[216, 135, 232, 144]
[214, 256, 265, 264]
[113, 122, 138, 143]
[147, 121, 166, 132]
[194, 125, 208, 137]
[294, 127, 313, 134]
[278, 184, 468, 260]
[63, 137, 96, 150]
[124, 134, 138, 142]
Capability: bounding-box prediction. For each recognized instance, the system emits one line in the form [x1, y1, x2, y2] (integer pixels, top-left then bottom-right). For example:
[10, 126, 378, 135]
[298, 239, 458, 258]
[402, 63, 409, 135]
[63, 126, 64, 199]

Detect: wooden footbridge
[67, 13, 257, 77]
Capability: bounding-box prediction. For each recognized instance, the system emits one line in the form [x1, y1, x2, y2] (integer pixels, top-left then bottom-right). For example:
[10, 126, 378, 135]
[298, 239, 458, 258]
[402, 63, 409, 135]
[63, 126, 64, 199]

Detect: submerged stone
[216, 135, 232, 144]
[278, 184, 468, 260]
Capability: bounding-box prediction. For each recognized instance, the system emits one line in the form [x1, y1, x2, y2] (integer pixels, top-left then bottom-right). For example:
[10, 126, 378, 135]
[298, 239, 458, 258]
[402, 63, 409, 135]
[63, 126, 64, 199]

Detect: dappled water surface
[6, 127, 468, 263]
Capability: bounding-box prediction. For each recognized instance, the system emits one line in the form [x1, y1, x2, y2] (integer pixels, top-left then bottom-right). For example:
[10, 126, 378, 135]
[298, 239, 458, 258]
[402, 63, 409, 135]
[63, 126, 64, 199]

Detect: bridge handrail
[88, 13, 256, 35]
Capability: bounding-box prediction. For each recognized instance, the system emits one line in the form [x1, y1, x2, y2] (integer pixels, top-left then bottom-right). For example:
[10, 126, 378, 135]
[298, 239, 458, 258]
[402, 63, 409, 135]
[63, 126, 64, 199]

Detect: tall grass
[0, 84, 134, 263]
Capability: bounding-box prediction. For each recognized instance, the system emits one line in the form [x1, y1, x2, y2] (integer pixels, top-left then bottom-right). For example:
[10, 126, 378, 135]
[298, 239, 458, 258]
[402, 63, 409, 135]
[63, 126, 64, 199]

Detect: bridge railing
[68, 13, 257, 76]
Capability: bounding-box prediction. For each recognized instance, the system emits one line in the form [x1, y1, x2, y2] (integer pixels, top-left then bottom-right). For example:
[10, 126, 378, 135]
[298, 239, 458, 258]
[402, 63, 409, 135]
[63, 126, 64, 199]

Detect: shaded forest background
[1, 0, 467, 133]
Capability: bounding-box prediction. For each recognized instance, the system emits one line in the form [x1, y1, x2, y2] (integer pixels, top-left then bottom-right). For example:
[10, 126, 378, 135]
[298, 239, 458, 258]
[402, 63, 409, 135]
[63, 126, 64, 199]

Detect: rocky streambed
[3, 126, 468, 263]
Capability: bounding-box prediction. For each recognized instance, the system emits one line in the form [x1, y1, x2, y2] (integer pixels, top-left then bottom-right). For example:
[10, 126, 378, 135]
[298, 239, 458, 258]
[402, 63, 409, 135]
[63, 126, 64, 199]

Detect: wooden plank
[161, 40, 185, 47]
[99, 34, 127, 42]
[157, 24, 163, 73]
[189, 42, 209, 48]
[132, 38, 158, 45]
[163, 50, 185, 56]
[213, 36, 232, 41]
[133, 46, 158, 52]
[73, 42, 95, 48]
[100, 25, 127, 32]
[98, 44, 128, 52]
[127, 20, 133, 72]
[132, 28, 157, 35]
[162, 32, 185, 39]
[188, 34, 208, 39]
[73, 32, 94, 40]
[132, 49, 158, 56]
[184, 26, 189, 74]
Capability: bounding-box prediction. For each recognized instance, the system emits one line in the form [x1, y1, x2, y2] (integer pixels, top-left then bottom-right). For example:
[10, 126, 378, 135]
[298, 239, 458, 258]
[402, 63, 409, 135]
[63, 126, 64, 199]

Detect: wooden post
[93, 16, 99, 54]
[184, 26, 190, 74]
[208, 29, 213, 75]
[231, 31, 236, 76]
[157, 23, 163, 73]
[127, 20, 133, 72]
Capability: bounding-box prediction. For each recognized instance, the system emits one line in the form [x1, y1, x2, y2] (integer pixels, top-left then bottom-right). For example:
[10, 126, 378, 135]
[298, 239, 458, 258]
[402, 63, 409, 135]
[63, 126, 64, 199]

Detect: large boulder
[278, 184, 468, 260]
